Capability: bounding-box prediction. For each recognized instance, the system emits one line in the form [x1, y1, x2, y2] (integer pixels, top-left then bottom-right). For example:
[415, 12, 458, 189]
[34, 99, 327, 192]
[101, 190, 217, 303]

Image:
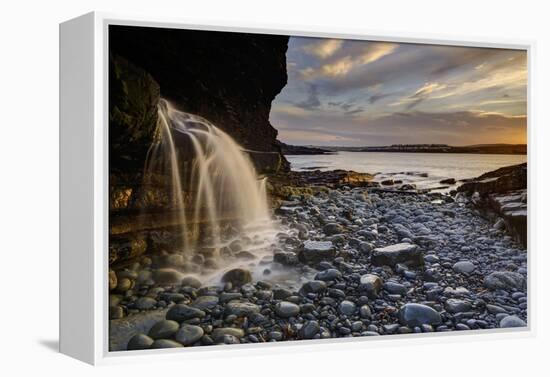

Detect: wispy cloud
[303, 39, 343, 59]
[300, 42, 398, 80]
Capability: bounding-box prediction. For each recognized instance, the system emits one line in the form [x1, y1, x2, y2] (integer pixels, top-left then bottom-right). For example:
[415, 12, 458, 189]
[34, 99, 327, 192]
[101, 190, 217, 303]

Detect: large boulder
[371, 243, 424, 267]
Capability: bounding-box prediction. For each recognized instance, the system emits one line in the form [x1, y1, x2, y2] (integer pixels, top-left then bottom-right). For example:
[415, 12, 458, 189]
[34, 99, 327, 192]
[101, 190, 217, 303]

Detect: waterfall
[143, 99, 274, 264]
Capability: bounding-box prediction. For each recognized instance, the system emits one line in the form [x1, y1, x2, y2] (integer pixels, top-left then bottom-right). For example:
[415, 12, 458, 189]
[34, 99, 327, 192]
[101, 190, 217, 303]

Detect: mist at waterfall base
[141, 100, 300, 286]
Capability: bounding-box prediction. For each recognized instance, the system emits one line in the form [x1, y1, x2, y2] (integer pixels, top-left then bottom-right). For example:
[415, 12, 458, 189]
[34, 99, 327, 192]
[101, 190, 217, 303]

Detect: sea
[287, 152, 527, 192]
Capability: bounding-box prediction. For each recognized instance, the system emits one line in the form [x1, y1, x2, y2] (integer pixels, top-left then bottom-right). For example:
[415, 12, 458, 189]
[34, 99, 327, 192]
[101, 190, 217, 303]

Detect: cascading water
[143, 99, 276, 278]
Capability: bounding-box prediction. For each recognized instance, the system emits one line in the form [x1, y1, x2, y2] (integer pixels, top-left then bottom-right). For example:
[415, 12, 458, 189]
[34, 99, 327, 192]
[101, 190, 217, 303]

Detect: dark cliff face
[108, 26, 291, 264]
[109, 25, 290, 172]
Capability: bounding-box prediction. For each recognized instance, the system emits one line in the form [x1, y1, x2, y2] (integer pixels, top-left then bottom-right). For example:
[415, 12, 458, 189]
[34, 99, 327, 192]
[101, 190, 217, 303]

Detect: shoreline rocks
[110, 169, 528, 351]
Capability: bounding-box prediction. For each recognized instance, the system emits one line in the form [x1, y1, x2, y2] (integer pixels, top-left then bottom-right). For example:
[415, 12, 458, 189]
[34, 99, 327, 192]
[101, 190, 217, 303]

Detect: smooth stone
[484, 271, 526, 291]
[298, 241, 336, 264]
[166, 304, 206, 322]
[219, 292, 243, 304]
[453, 261, 476, 275]
[359, 305, 372, 318]
[275, 301, 300, 318]
[339, 300, 357, 316]
[300, 320, 320, 339]
[153, 268, 185, 285]
[221, 268, 252, 286]
[192, 295, 219, 310]
[500, 315, 527, 328]
[359, 242, 373, 254]
[134, 297, 157, 310]
[323, 223, 344, 235]
[211, 327, 245, 341]
[273, 251, 299, 266]
[398, 303, 442, 327]
[109, 270, 117, 290]
[486, 304, 508, 314]
[360, 274, 383, 298]
[127, 334, 154, 350]
[384, 281, 407, 295]
[148, 320, 180, 339]
[269, 331, 283, 341]
[181, 276, 202, 288]
[444, 299, 472, 314]
[150, 339, 183, 349]
[224, 301, 261, 317]
[371, 243, 424, 267]
[175, 325, 204, 346]
[315, 269, 342, 281]
[299, 280, 327, 295]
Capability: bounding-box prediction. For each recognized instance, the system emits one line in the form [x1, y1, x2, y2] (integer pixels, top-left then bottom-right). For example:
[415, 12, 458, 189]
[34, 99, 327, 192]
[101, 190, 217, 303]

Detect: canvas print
[108, 25, 527, 352]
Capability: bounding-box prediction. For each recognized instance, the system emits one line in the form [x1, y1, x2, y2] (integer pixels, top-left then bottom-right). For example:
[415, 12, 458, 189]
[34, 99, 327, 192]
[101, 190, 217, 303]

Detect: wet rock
[453, 261, 476, 275]
[360, 274, 383, 298]
[300, 320, 320, 339]
[110, 305, 124, 320]
[219, 292, 243, 304]
[339, 300, 357, 316]
[115, 277, 134, 293]
[484, 271, 526, 291]
[384, 281, 408, 295]
[235, 250, 256, 260]
[499, 315, 527, 328]
[273, 288, 293, 300]
[221, 268, 252, 286]
[273, 251, 299, 266]
[371, 243, 424, 267]
[225, 301, 261, 317]
[134, 297, 157, 310]
[109, 270, 118, 291]
[175, 325, 204, 346]
[299, 280, 327, 296]
[127, 333, 154, 350]
[323, 223, 344, 235]
[166, 304, 206, 322]
[153, 268, 185, 285]
[398, 303, 442, 327]
[359, 305, 372, 318]
[359, 242, 373, 254]
[211, 328, 245, 341]
[275, 301, 300, 318]
[192, 296, 219, 310]
[315, 269, 342, 281]
[148, 320, 180, 339]
[150, 339, 183, 348]
[298, 241, 336, 264]
[444, 299, 472, 314]
[181, 276, 202, 288]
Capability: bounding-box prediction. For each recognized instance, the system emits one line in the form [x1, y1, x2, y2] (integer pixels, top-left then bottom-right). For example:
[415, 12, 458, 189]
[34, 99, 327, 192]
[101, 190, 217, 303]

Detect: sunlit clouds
[303, 39, 344, 59]
[271, 37, 527, 146]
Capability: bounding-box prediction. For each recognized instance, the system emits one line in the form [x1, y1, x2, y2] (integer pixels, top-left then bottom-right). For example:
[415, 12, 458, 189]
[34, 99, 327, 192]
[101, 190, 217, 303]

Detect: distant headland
[280, 143, 527, 155]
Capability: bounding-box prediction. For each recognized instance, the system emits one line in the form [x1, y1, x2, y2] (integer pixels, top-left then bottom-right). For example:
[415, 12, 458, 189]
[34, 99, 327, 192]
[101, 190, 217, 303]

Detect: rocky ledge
[110, 178, 527, 351]
[457, 163, 527, 247]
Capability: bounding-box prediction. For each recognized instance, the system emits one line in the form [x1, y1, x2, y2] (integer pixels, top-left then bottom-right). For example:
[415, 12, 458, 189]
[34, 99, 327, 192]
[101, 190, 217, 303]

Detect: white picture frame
[59, 11, 534, 365]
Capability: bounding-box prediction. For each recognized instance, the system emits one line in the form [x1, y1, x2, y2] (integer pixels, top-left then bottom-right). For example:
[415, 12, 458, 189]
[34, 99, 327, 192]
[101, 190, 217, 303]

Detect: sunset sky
[270, 37, 527, 146]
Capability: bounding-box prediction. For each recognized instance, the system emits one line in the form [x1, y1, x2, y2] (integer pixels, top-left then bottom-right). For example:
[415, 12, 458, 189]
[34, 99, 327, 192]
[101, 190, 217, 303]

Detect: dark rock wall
[108, 26, 291, 264]
[109, 25, 290, 172]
